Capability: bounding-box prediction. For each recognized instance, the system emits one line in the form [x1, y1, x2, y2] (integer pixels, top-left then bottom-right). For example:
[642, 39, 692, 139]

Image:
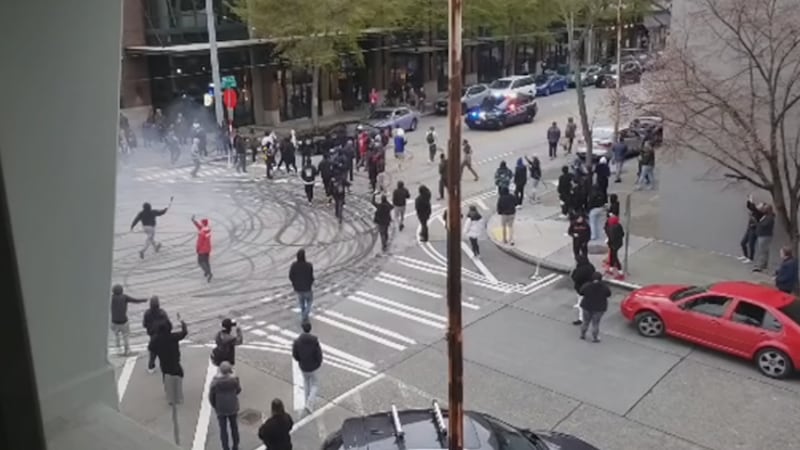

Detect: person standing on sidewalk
[753, 204, 775, 272]
[568, 214, 590, 260]
[494, 161, 513, 194]
[595, 156, 610, 200]
[149, 314, 188, 399]
[513, 158, 527, 206]
[211, 318, 243, 367]
[258, 398, 293, 450]
[426, 126, 438, 162]
[605, 215, 625, 280]
[209, 361, 241, 450]
[300, 161, 317, 204]
[464, 205, 483, 257]
[143, 296, 171, 373]
[741, 194, 763, 262]
[564, 117, 577, 154]
[587, 187, 606, 242]
[191, 215, 213, 282]
[775, 246, 798, 294]
[392, 181, 410, 231]
[557, 166, 573, 218]
[373, 194, 394, 252]
[234, 132, 247, 173]
[416, 185, 433, 242]
[611, 138, 628, 183]
[461, 139, 479, 181]
[110, 284, 147, 356]
[547, 122, 561, 159]
[579, 272, 611, 342]
[131, 202, 169, 259]
[289, 249, 315, 323]
[525, 156, 542, 203]
[496, 187, 517, 245]
[438, 154, 448, 200]
[570, 256, 595, 326]
[292, 321, 323, 415]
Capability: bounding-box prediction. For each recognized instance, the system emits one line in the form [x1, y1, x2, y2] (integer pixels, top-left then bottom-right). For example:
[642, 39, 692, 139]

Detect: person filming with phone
[211, 318, 244, 367]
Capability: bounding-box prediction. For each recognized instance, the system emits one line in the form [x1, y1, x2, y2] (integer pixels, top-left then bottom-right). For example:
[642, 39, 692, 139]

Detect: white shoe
[147, 368, 156, 374]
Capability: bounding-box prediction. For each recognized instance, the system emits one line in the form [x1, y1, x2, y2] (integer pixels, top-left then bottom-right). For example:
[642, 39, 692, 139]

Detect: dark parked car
[321, 402, 601, 450]
[465, 93, 537, 130]
[595, 61, 642, 88]
[296, 121, 381, 155]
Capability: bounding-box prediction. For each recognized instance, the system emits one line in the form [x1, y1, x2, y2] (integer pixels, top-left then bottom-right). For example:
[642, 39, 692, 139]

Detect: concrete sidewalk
[487, 203, 774, 290]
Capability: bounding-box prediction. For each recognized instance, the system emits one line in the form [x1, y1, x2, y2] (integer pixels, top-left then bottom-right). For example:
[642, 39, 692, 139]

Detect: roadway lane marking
[265, 324, 375, 369]
[241, 343, 374, 378]
[354, 291, 449, 321]
[348, 293, 446, 329]
[476, 199, 489, 210]
[394, 254, 485, 280]
[374, 275, 441, 298]
[190, 361, 217, 450]
[323, 310, 417, 345]
[290, 307, 408, 351]
[116, 356, 137, 402]
[521, 274, 564, 294]
[251, 329, 267, 336]
[460, 240, 499, 283]
[292, 360, 306, 412]
[258, 336, 376, 376]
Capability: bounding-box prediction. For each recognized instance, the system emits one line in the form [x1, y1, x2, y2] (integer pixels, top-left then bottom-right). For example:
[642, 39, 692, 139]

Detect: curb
[485, 214, 643, 291]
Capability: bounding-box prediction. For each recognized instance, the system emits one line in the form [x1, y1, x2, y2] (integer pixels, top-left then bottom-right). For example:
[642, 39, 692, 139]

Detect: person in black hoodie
[110, 284, 147, 356]
[607, 193, 620, 218]
[332, 176, 349, 224]
[579, 272, 611, 342]
[568, 214, 590, 260]
[605, 215, 625, 279]
[317, 154, 333, 202]
[392, 181, 410, 231]
[416, 185, 432, 242]
[300, 161, 317, 203]
[373, 194, 394, 252]
[570, 256, 595, 326]
[148, 313, 188, 377]
[496, 187, 517, 245]
[753, 204, 775, 272]
[234, 133, 247, 173]
[525, 156, 542, 203]
[438, 153, 448, 200]
[741, 194, 764, 261]
[211, 318, 243, 367]
[131, 202, 169, 259]
[143, 296, 171, 373]
[557, 166, 573, 217]
[258, 398, 294, 450]
[513, 157, 527, 206]
[595, 156, 611, 199]
[292, 322, 323, 413]
[289, 249, 315, 323]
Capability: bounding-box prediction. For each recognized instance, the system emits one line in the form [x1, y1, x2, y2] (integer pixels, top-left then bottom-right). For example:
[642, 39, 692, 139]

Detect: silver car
[434, 84, 491, 115]
[365, 106, 420, 131]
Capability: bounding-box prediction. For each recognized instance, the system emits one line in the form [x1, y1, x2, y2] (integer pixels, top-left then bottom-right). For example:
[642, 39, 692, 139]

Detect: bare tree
[642, 0, 800, 249]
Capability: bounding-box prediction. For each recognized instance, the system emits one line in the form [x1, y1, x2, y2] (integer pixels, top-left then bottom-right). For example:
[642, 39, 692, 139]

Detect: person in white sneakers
[464, 205, 483, 257]
[570, 255, 595, 326]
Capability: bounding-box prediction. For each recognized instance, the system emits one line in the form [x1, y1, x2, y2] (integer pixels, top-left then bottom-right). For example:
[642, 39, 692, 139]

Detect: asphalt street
[111, 86, 800, 450]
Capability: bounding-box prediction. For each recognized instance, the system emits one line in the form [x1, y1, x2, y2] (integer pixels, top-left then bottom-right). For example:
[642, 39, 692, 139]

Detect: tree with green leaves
[231, 0, 384, 127]
[478, 0, 556, 75]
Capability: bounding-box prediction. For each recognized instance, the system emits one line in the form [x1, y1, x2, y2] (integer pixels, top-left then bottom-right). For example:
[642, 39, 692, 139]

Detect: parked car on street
[487, 75, 537, 97]
[296, 121, 381, 155]
[465, 92, 537, 130]
[534, 72, 568, 96]
[365, 106, 419, 131]
[574, 126, 645, 162]
[595, 61, 642, 88]
[567, 65, 602, 87]
[630, 115, 664, 146]
[320, 401, 602, 450]
[621, 282, 800, 379]
[434, 84, 491, 115]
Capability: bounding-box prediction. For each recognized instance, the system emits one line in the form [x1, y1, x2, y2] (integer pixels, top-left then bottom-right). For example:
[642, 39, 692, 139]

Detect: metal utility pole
[613, 0, 623, 139]
[206, 0, 224, 126]
[446, 0, 464, 449]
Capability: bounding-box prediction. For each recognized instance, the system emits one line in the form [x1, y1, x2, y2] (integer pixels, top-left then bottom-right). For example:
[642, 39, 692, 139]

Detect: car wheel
[635, 311, 665, 337]
[409, 119, 417, 131]
[525, 112, 534, 123]
[755, 347, 794, 379]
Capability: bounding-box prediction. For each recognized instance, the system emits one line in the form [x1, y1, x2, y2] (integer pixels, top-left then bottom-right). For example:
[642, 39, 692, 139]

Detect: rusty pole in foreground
[446, 0, 464, 449]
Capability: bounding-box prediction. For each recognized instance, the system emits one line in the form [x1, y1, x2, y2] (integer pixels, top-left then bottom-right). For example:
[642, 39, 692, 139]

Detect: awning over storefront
[125, 38, 273, 55]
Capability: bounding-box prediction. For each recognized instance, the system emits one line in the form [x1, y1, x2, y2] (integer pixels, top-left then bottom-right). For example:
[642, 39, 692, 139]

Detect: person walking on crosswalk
[415, 185, 432, 242]
[461, 139, 479, 181]
[373, 195, 394, 252]
[289, 249, 315, 323]
[110, 284, 147, 356]
[292, 322, 322, 415]
[190, 137, 201, 177]
[191, 215, 213, 281]
[258, 398, 293, 450]
[130, 201, 169, 259]
[209, 361, 241, 450]
[143, 295, 171, 373]
[392, 181, 410, 231]
[464, 205, 483, 257]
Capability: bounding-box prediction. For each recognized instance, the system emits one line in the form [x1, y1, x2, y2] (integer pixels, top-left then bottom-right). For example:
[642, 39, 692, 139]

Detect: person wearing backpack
[426, 126, 437, 162]
[211, 318, 243, 367]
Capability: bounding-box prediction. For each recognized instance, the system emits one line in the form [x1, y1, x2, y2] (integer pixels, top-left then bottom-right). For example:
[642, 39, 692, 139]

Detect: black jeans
[147, 337, 157, 370]
[741, 228, 757, 260]
[514, 184, 525, 205]
[469, 237, 480, 256]
[548, 142, 558, 158]
[334, 198, 344, 223]
[378, 224, 390, 250]
[304, 184, 314, 202]
[265, 157, 274, 178]
[419, 217, 430, 241]
[559, 195, 570, 215]
[429, 144, 437, 162]
[236, 153, 247, 172]
[438, 178, 446, 199]
[573, 240, 588, 260]
[197, 253, 211, 277]
[217, 414, 240, 450]
[566, 137, 574, 153]
[608, 247, 621, 270]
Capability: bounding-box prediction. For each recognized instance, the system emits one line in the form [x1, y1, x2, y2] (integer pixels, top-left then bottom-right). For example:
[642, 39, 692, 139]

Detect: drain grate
[239, 408, 263, 426]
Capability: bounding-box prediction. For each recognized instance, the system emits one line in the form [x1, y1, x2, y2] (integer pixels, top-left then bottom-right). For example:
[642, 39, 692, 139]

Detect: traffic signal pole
[446, 0, 464, 449]
[206, 0, 224, 127]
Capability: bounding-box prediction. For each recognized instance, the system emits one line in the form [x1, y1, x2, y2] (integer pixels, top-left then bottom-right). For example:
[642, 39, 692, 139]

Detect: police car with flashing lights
[464, 93, 538, 130]
[320, 401, 602, 450]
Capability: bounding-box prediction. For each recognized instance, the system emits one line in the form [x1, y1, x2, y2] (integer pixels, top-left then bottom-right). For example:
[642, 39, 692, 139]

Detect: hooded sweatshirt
[289, 250, 314, 292]
[514, 158, 527, 187]
[194, 218, 211, 254]
[494, 163, 512, 189]
[131, 203, 167, 228]
[415, 187, 432, 220]
[571, 257, 596, 292]
[143, 297, 171, 336]
[110, 285, 147, 324]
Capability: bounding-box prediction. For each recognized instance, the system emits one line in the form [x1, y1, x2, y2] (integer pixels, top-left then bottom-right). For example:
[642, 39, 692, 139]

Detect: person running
[438, 154, 448, 200]
[426, 126, 438, 162]
[461, 139, 479, 181]
[258, 398, 294, 450]
[525, 156, 542, 202]
[289, 249, 314, 323]
[300, 161, 317, 203]
[191, 215, 213, 281]
[292, 322, 323, 415]
[110, 284, 147, 356]
[393, 126, 406, 170]
[496, 187, 517, 245]
[605, 215, 625, 279]
[513, 158, 527, 206]
[570, 255, 595, 326]
[564, 117, 577, 154]
[211, 318, 243, 367]
[390, 181, 409, 232]
[131, 202, 169, 259]
[494, 161, 513, 194]
[373, 194, 394, 252]
[464, 205, 483, 257]
[569, 214, 591, 260]
[149, 314, 188, 398]
[143, 296, 171, 374]
[416, 185, 432, 242]
[547, 121, 561, 159]
[579, 272, 611, 343]
[209, 361, 241, 450]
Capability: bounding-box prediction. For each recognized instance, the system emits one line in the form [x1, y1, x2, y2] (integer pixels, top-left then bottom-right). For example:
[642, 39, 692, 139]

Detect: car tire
[635, 311, 665, 337]
[755, 347, 794, 379]
[409, 119, 417, 131]
[525, 112, 534, 123]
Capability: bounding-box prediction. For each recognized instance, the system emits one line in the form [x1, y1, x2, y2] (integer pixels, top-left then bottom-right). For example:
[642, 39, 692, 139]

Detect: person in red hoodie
[191, 215, 213, 282]
[357, 128, 369, 169]
[604, 215, 625, 280]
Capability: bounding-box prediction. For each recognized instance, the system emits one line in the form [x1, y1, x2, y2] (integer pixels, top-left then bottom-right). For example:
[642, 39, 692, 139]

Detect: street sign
[222, 75, 237, 89]
[223, 89, 238, 110]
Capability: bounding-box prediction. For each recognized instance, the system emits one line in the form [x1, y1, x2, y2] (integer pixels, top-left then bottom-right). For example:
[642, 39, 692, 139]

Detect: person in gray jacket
[209, 361, 242, 450]
[753, 204, 775, 272]
[109, 284, 147, 355]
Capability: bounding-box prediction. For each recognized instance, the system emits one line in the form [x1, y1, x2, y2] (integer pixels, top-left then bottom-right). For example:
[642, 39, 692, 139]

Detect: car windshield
[489, 79, 512, 89]
[591, 128, 615, 142]
[480, 96, 506, 109]
[669, 285, 709, 301]
[482, 415, 543, 450]
[534, 74, 548, 84]
[778, 299, 800, 326]
[369, 110, 392, 119]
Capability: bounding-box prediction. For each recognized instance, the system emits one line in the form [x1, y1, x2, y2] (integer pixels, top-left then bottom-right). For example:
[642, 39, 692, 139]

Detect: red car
[621, 282, 800, 379]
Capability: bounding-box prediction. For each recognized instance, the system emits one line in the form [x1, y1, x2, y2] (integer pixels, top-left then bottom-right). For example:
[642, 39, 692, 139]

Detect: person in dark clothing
[513, 158, 527, 206]
[595, 156, 610, 199]
[579, 272, 611, 342]
[258, 398, 294, 450]
[775, 246, 799, 293]
[211, 318, 243, 367]
[557, 166, 573, 217]
[300, 161, 317, 203]
[587, 187, 606, 242]
[234, 134, 247, 173]
[605, 215, 625, 279]
[143, 296, 171, 373]
[547, 122, 561, 159]
[496, 187, 517, 245]
[438, 154, 448, 200]
[279, 138, 298, 173]
[568, 215, 590, 260]
[249, 133, 260, 163]
[292, 322, 323, 413]
[570, 255, 595, 326]
[525, 156, 542, 202]
[343, 139, 356, 182]
[741, 194, 764, 261]
[464, 205, 483, 256]
[131, 202, 169, 259]
[607, 193, 620, 218]
[570, 176, 589, 217]
[209, 361, 241, 450]
[289, 249, 315, 323]
[318, 154, 334, 201]
[392, 181, 410, 231]
[416, 185, 433, 242]
[373, 195, 394, 252]
[753, 204, 775, 271]
[110, 284, 147, 356]
[148, 315, 188, 377]
[332, 176, 349, 224]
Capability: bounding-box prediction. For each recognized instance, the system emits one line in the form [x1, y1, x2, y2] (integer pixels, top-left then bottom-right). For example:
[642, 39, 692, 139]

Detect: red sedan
[621, 281, 800, 379]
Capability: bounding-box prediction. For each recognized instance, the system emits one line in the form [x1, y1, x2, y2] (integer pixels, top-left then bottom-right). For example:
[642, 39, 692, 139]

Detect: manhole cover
[239, 409, 263, 426]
